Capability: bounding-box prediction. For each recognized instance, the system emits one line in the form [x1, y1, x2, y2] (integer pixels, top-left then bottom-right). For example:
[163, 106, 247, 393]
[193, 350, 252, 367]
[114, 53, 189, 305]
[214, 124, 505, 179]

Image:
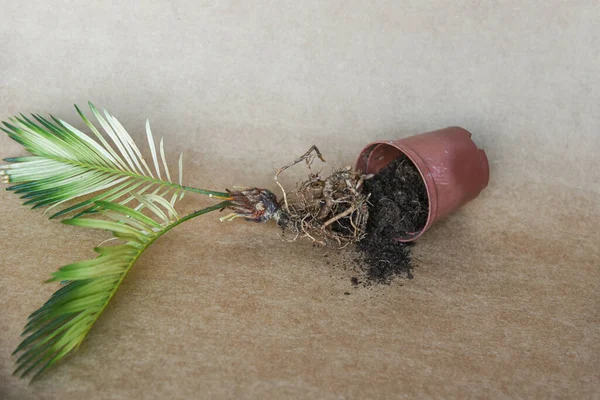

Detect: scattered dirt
[272, 147, 428, 286]
[354, 154, 428, 284]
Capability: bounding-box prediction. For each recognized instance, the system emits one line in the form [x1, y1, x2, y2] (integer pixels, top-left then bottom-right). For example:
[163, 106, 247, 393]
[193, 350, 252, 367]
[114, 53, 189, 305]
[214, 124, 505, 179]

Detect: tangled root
[272, 146, 372, 246]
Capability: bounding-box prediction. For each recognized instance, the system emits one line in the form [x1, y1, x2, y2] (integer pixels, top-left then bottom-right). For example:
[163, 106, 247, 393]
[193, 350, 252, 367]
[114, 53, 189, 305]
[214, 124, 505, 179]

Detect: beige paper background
[1, 1, 599, 398]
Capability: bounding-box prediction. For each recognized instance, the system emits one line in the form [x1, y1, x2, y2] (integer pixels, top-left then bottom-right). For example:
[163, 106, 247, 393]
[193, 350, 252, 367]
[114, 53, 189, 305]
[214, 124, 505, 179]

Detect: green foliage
[0, 102, 229, 219]
[1, 103, 233, 380]
[12, 197, 230, 380]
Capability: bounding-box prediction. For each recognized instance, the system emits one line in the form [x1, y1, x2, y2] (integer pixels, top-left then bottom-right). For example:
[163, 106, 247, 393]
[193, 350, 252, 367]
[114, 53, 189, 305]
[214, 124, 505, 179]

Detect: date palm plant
[1, 103, 276, 380]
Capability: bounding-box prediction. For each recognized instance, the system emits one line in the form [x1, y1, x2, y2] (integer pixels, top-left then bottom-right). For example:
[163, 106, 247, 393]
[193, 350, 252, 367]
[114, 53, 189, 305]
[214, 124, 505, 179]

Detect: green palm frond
[13, 197, 230, 380]
[0, 103, 229, 219]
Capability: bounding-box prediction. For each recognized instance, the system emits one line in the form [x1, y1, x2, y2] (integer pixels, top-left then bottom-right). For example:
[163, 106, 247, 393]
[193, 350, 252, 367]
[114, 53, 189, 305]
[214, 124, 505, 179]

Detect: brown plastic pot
[356, 126, 489, 242]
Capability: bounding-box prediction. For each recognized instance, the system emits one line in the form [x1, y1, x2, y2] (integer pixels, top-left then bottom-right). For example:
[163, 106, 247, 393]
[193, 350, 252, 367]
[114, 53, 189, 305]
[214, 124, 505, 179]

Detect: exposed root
[274, 145, 326, 214]
[222, 146, 372, 247]
[273, 146, 373, 247]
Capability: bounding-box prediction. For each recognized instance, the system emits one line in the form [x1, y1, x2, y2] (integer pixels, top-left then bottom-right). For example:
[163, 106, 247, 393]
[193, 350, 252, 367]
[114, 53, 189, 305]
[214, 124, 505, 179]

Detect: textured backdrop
[1, 1, 599, 398]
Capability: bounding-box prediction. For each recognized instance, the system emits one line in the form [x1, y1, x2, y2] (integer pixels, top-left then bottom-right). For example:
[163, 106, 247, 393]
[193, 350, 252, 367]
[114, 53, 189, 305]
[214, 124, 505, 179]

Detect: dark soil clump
[356, 155, 428, 284]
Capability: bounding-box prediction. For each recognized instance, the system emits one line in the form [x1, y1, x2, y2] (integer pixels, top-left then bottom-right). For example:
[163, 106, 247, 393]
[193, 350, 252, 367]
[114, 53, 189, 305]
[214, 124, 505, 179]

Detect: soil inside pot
[356, 154, 428, 284]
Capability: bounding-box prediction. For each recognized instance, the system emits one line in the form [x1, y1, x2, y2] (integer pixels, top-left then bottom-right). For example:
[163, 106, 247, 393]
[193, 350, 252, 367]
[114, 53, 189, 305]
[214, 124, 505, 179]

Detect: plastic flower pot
[356, 126, 489, 242]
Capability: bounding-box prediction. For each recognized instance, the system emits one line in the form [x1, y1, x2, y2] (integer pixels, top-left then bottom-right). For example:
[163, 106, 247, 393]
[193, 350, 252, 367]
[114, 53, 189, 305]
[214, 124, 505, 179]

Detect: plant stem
[165, 200, 231, 232]
[182, 185, 231, 199]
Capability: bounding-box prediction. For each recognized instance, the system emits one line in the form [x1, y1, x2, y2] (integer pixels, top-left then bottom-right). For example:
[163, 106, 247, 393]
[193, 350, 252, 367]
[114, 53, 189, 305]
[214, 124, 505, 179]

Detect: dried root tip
[225, 187, 280, 223]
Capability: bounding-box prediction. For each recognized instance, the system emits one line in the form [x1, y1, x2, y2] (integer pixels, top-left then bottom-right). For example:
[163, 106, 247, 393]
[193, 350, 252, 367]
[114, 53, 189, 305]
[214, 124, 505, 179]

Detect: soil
[355, 154, 428, 284]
